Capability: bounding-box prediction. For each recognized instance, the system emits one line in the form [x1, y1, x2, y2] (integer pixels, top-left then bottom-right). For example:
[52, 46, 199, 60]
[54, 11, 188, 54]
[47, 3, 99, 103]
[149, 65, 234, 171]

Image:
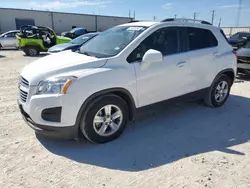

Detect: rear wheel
[80, 94, 129, 143]
[24, 47, 40, 56]
[204, 75, 232, 107]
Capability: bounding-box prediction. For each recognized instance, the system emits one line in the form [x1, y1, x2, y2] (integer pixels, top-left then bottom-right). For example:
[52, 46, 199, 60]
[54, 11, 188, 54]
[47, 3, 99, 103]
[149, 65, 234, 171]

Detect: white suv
[18, 19, 237, 143]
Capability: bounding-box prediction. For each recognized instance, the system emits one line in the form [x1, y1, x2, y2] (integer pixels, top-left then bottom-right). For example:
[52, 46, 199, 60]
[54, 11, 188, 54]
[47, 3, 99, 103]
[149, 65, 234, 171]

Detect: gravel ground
[1, 50, 250, 188]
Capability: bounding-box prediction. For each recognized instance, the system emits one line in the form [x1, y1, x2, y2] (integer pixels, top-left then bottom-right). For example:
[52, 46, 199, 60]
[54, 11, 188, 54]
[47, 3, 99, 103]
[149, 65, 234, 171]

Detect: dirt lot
[0, 50, 250, 188]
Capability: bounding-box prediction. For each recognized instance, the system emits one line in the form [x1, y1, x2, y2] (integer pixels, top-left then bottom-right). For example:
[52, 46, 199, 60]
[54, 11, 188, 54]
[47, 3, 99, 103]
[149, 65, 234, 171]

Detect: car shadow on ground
[0, 55, 6, 58]
[0, 48, 19, 51]
[237, 74, 250, 82]
[38, 94, 250, 172]
[23, 53, 47, 58]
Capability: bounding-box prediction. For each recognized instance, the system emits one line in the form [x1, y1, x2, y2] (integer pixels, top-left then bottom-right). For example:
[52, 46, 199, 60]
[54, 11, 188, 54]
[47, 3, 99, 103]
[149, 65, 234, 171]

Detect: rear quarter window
[187, 27, 218, 51]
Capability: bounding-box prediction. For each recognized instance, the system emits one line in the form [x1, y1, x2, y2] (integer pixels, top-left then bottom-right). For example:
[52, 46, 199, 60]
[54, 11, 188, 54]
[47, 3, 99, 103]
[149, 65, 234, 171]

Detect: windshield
[70, 33, 96, 44]
[230, 32, 250, 40]
[80, 26, 147, 58]
[70, 28, 84, 33]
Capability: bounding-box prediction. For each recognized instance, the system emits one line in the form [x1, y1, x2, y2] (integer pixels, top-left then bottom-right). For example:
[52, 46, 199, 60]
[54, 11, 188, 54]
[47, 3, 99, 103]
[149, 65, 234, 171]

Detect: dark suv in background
[228, 32, 250, 50]
[61, 28, 87, 39]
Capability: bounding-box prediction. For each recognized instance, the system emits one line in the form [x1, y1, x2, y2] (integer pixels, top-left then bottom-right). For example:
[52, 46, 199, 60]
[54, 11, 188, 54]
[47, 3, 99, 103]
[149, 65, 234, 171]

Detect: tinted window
[127, 27, 179, 63]
[75, 29, 85, 35]
[187, 27, 218, 50]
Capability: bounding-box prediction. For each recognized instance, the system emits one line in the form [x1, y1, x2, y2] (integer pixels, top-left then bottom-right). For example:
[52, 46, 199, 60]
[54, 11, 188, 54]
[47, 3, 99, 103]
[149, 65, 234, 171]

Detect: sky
[1, 0, 250, 27]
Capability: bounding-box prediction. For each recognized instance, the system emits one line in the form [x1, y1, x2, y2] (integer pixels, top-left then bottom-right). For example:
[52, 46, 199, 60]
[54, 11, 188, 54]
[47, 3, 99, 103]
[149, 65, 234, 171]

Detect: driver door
[128, 27, 191, 107]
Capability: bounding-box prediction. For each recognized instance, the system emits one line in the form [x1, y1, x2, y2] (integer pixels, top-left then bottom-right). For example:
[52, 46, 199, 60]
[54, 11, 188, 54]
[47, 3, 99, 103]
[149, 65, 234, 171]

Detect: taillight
[233, 50, 238, 59]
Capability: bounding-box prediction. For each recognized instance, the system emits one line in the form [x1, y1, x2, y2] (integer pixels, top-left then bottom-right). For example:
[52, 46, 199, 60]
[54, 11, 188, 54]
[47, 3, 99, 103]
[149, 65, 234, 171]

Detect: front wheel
[80, 95, 129, 143]
[204, 75, 232, 107]
[24, 47, 40, 56]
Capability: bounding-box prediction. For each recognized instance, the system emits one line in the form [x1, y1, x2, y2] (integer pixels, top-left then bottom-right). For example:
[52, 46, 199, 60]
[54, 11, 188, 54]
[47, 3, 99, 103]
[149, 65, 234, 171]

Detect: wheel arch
[212, 68, 235, 86]
[75, 87, 137, 132]
[24, 44, 42, 51]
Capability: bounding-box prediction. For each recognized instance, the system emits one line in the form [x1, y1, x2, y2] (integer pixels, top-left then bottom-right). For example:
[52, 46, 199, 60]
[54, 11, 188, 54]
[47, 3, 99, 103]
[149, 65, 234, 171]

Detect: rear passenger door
[182, 27, 219, 91]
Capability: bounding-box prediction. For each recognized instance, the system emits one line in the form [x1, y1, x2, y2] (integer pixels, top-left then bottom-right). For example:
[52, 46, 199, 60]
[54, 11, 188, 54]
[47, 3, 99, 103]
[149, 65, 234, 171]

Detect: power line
[193, 12, 198, 20]
[218, 17, 222, 27]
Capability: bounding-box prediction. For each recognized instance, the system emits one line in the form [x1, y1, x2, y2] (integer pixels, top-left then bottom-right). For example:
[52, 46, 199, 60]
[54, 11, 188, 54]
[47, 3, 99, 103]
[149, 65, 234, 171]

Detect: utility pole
[193, 12, 197, 20]
[153, 16, 157, 21]
[236, 0, 242, 26]
[174, 14, 177, 19]
[218, 17, 222, 27]
[211, 10, 215, 25]
[133, 11, 135, 20]
[129, 10, 131, 18]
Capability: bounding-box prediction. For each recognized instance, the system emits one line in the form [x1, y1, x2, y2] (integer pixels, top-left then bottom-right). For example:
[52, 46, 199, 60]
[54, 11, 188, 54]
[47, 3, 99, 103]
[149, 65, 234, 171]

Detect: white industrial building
[0, 8, 133, 34]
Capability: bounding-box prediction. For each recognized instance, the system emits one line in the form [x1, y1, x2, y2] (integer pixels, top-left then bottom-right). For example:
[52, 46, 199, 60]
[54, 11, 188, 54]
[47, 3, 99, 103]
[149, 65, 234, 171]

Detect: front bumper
[18, 102, 78, 140]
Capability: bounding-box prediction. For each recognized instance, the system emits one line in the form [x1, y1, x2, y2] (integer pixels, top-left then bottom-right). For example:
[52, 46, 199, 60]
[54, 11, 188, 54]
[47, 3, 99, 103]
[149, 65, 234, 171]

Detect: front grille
[20, 77, 29, 87]
[19, 76, 29, 103]
[20, 89, 28, 103]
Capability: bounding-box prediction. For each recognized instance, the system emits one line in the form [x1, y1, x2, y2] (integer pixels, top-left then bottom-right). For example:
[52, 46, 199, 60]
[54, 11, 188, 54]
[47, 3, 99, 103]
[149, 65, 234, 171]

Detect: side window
[6, 32, 16, 37]
[127, 27, 179, 63]
[187, 27, 218, 51]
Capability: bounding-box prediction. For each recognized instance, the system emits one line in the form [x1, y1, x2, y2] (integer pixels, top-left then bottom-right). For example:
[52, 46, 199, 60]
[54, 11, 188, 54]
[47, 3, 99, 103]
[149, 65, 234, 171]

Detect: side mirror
[141, 49, 163, 70]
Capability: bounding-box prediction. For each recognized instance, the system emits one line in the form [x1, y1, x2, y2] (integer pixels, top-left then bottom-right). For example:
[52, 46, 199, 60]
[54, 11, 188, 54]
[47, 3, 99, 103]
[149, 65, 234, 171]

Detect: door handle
[177, 61, 186, 67]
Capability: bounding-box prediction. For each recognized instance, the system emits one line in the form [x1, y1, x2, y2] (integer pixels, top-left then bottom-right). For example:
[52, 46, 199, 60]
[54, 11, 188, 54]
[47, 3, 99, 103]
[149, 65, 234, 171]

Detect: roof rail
[161, 18, 212, 25]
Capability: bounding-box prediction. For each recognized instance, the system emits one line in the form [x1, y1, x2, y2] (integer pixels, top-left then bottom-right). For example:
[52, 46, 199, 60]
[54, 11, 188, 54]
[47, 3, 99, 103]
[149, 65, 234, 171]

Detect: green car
[16, 25, 71, 56]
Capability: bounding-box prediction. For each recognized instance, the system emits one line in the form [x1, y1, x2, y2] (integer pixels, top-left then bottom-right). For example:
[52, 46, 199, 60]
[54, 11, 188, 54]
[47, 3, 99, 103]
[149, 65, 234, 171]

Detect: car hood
[237, 48, 250, 57]
[48, 43, 79, 52]
[21, 51, 107, 85]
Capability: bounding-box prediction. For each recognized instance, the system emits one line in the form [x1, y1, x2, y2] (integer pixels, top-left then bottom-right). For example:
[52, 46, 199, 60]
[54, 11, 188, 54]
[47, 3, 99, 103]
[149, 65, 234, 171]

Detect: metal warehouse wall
[0, 8, 132, 33]
[0, 8, 53, 32]
[222, 27, 250, 37]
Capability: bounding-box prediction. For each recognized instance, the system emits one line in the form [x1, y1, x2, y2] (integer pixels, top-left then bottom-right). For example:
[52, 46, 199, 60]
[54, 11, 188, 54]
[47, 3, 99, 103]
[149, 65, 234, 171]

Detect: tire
[80, 94, 129, 143]
[24, 47, 40, 56]
[204, 74, 232, 107]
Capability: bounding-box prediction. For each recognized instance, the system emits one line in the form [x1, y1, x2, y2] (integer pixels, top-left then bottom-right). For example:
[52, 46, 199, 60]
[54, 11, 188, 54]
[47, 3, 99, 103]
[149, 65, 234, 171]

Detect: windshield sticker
[127, 27, 145, 31]
[114, 47, 120, 50]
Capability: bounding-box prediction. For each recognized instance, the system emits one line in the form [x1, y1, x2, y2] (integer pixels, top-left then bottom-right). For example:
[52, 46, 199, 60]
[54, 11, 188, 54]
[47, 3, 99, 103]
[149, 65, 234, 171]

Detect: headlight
[37, 76, 77, 95]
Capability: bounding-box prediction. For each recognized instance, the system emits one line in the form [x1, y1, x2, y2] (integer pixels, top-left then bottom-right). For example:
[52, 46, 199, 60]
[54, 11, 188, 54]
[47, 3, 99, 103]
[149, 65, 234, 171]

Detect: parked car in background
[18, 19, 236, 143]
[0, 30, 19, 49]
[48, 32, 99, 53]
[61, 28, 87, 39]
[228, 32, 250, 50]
[237, 41, 250, 75]
[16, 25, 71, 56]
